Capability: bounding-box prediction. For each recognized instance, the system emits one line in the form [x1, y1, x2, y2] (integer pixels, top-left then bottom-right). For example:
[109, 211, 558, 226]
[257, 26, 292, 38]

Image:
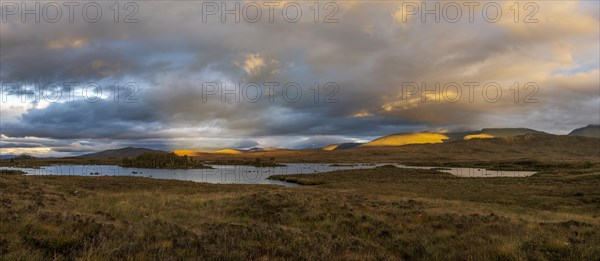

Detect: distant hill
[174, 148, 250, 156]
[174, 147, 286, 156]
[411, 133, 600, 159]
[322, 143, 363, 151]
[77, 147, 166, 159]
[247, 147, 282, 152]
[447, 128, 545, 141]
[477, 128, 544, 137]
[0, 155, 26, 160]
[0, 154, 41, 160]
[363, 128, 545, 147]
[192, 133, 600, 164]
[569, 125, 600, 139]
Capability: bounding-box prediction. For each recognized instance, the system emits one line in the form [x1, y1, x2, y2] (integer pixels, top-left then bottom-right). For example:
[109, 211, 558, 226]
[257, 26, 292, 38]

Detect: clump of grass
[268, 175, 325, 185]
[0, 170, 26, 175]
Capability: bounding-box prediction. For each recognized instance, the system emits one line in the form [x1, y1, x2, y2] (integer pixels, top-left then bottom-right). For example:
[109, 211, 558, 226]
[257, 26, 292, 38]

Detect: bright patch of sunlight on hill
[173, 150, 202, 156]
[322, 144, 340, 151]
[464, 134, 496, 140]
[213, 149, 244, 154]
[175, 149, 244, 155]
[363, 133, 449, 147]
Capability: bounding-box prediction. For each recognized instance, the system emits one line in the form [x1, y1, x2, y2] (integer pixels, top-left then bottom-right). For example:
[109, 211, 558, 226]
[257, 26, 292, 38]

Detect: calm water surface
[1, 163, 536, 186]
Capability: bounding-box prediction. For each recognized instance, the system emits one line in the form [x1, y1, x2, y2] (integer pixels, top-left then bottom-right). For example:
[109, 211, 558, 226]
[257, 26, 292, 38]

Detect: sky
[1, 0, 599, 157]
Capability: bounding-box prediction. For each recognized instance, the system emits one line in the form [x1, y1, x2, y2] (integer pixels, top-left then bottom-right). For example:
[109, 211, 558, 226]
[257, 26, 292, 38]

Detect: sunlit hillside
[174, 149, 244, 156]
[322, 144, 340, 151]
[463, 133, 495, 140]
[363, 132, 449, 147]
[173, 150, 202, 157]
[214, 149, 244, 154]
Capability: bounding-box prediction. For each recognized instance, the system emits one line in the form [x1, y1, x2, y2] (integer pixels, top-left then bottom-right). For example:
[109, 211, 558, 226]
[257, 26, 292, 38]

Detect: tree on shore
[121, 152, 207, 169]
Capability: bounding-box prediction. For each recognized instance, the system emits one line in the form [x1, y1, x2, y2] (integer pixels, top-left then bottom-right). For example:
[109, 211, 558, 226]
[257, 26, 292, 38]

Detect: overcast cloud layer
[1, 1, 599, 156]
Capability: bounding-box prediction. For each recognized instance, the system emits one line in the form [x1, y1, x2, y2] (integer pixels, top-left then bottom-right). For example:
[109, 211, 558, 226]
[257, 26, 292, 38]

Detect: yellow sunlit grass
[259, 148, 280, 152]
[173, 150, 202, 157]
[464, 134, 495, 140]
[363, 132, 448, 147]
[322, 144, 340, 151]
[175, 149, 244, 155]
[213, 149, 244, 154]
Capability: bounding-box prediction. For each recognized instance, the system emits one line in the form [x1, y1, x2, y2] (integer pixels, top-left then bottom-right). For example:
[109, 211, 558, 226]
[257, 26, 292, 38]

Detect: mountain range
[318, 126, 600, 151]
[76, 147, 166, 159]
[20, 125, 596, 159]
[359, 128, 545, 147]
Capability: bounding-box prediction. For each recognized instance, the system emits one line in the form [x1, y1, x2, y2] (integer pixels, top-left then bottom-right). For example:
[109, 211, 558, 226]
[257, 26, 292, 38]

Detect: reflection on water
[0, 164, 375, 186]
[395, 165, 536, 178]
[0, 163, 535, 185]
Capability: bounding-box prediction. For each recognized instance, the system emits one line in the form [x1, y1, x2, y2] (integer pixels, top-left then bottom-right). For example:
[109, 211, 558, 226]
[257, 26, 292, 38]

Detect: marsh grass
[1, 166, 599, 260]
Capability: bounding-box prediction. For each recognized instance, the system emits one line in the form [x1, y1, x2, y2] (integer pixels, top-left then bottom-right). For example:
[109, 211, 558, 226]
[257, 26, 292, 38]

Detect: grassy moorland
[0, 157, 121, 169]
[1, 163, 599, 260]
[0, 155, 282, 169]
[2, 134, 598, 171]
[194, 134, 600, 166]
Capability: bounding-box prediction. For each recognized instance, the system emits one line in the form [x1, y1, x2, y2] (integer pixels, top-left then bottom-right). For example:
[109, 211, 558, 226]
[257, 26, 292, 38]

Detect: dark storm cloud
[1, 1, 599, 154]
[3, 99, 163, 139]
